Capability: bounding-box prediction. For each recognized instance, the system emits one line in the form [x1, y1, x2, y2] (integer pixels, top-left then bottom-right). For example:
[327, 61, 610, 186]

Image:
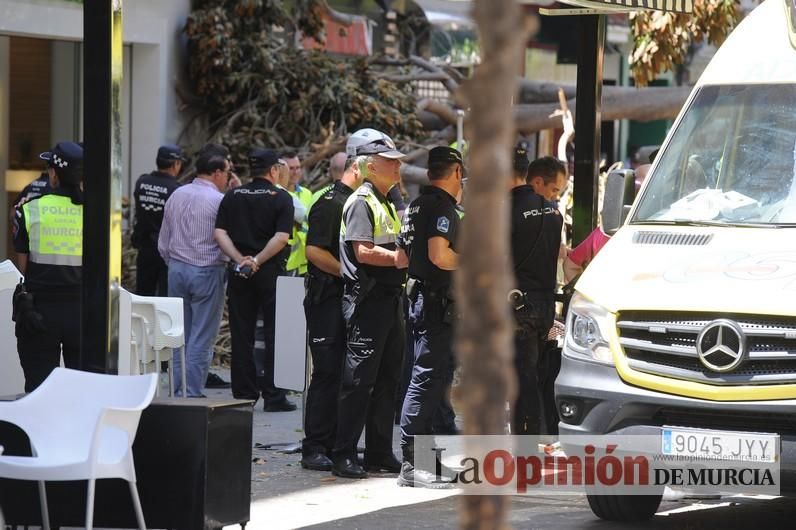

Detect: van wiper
[633, 219, 780, 228]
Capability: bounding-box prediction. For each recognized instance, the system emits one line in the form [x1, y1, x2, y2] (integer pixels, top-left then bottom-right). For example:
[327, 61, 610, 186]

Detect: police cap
[156, 144, 186, 163]
[39, 142, 84, 175]
[428, 146, 463, 167]
[248, 148, 280, 171]
[513, 146, 530, 173]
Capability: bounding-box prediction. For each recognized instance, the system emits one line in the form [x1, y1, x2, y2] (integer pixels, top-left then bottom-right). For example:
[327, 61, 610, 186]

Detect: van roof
[698, 0, 796, 86]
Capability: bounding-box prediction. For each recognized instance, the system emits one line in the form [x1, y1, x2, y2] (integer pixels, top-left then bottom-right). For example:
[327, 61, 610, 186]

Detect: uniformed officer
[509, 150, 565, 434]
[13, 172, 51, 208]
[332, 130, 407, 479]
[132, 144, 185, 296]
[396, 146, 463, 488]
[12, 141, 84, 392]
[283, 152, 313, 276]
[301, 150, 364, 471]
[214, 148, 296, 410]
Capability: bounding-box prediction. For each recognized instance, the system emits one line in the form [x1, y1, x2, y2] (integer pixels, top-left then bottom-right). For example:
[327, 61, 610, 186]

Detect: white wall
[0, 0, 193, 231]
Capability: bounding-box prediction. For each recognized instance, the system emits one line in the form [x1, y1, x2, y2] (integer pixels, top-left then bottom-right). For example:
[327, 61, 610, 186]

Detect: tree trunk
[455, 0, 528, 528]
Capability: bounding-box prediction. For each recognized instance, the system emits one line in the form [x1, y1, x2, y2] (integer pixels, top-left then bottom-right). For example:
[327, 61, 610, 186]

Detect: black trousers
[400, 290, 454, 456]
[227, 265, 286, 404]
[333, 283, 404, 462]
[302, 283, 346, 458]
[512, 306, 552, 435]
[136, 246, 168, 297]
[16, 295, 81, 393]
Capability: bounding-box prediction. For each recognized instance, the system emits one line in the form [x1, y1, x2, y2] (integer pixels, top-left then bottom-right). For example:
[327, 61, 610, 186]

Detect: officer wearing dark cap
[396, 146, 463, 488]
[509, 148, 564, 434]
[132, 144, 185, 296]
[214, 148, 295, 410]
[12, 141, 84, 391]
[300, 149, 364, 471]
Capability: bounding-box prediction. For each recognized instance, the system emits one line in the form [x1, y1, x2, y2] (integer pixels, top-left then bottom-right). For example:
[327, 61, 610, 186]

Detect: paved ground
[200, 370, 796, 530]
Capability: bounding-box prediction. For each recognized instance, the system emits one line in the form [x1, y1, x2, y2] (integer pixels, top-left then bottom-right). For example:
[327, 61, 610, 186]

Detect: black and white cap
[39, 141, 84, 173]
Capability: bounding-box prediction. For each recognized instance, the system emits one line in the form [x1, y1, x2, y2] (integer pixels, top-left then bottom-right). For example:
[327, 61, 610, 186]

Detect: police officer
[397, 146, 463, 488]
[13, 172, 51, 208]
[509, 150, 565, 434]
[132, 144, 185, 296]
[12, 141, 84, 392]
[332, 130, 407, 479]
[214, 148, 295, 410]
[283, 152, 313, 276]
[301, 148, 364, 471]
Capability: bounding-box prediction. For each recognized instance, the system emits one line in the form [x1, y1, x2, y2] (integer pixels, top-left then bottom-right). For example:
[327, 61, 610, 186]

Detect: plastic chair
[0, 368, 157, 530]
[128, 292, 186, 397]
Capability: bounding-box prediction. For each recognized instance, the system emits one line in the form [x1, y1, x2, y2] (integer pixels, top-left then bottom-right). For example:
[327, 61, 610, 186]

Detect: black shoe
[263, 399, 297, 412]
[205, 372, 231, 389]
[301, 453, 333, 471]
[364, 454, 402, 473]
[397, 461, 456, 489]
[332, 457, 368, 479]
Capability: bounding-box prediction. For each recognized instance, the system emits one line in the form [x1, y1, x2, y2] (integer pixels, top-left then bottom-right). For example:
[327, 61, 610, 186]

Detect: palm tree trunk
[454, 1, 529, 529]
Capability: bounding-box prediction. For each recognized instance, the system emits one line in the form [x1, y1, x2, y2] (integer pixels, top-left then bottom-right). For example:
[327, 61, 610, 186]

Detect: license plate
[662, 426, 779, 463]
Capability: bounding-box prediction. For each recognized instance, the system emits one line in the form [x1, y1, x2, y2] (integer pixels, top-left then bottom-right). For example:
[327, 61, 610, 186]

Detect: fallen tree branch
[408, 55, 460, 94]
[417, 98, 458, 126]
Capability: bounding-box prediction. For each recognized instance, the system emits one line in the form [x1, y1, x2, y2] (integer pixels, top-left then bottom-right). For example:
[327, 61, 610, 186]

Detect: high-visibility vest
[340, 184, 401, 248]
[286, 186, 313, 275]
[23, 194, 83, 266]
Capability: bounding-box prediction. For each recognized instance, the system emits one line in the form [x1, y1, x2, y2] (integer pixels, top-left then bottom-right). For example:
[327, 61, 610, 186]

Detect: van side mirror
[601, 169, 636, 235]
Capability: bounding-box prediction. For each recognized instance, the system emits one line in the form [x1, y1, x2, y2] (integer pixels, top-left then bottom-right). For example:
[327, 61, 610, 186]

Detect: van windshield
[632, 84, 796, 226]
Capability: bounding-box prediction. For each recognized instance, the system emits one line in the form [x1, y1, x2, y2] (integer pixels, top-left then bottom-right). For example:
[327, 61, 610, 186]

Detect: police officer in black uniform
[300, 153, 363, 471]
[12, 142, 84, 392]
[332, 131, 407, 479]
[132, 145, 185, 296]
[396, 146, 463, 488]
[509, 150, 565, 434]
[13, 172, 52, 208]
[214, 148, 295, 410]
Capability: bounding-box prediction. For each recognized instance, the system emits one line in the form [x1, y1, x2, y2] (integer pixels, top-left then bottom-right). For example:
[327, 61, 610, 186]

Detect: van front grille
[617, 311, 796, 385]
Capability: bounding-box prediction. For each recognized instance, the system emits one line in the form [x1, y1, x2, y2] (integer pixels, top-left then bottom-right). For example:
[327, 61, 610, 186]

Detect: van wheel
[586, 492, 662, 522]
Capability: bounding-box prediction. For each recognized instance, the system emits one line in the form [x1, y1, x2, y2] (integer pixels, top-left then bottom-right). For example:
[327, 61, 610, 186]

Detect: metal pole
[82, 0, 123, 373]
[572, 14, 605, 246]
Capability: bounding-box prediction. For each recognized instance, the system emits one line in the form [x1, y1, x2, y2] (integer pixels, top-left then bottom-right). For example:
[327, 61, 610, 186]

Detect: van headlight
[564, 293, 614, 365]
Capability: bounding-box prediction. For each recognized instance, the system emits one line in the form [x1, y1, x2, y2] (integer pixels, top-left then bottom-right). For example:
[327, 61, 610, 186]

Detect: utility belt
[344, 271, 402, 315]
[407, 277, 457, 324]
[508, 288, 554, 328]
[305, 271, 344, 304]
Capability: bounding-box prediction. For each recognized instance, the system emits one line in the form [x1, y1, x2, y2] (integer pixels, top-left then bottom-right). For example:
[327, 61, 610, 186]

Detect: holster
[307, 272, 341, 305]
[12, 281, 46, 336]
[405, 278, 420, 302]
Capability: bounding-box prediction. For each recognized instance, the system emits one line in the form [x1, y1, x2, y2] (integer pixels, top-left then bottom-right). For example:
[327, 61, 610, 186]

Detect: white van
[557, 0, 796, 520]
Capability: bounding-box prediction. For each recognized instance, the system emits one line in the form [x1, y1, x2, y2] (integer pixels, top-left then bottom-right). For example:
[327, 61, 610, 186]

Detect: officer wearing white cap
[132, 144, 185, 296]
[12, 141, 84, 391]
[331, 130, 408, 479]
[300, 137, 365, 471]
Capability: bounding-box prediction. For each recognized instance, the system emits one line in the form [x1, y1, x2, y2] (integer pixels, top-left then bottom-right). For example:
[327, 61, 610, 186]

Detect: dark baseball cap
[513, 146, 530, 173]
[428, 146, 463, 166]
[248, 148, 280, 170]
[39, 141, 84, 173]
[157, 144, 186, 162]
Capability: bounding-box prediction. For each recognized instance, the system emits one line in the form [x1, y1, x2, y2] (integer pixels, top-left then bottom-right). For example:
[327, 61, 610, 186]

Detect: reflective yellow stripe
[341, 185, 400, 247]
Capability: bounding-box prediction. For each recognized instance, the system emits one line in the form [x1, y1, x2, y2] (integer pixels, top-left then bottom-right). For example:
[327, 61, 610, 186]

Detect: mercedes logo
[696, 319, 747, 373]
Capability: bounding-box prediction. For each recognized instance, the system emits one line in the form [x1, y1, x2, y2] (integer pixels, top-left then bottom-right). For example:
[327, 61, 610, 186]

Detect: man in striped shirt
[158, 151, 231, 397]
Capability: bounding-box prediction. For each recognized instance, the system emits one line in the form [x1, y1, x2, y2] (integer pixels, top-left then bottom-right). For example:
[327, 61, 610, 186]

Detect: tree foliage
[629, 0, 741, 86]
[184, 0, 422, 172]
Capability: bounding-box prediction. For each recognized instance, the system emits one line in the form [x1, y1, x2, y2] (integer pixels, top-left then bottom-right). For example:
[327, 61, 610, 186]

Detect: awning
[548, 0, 693, 14]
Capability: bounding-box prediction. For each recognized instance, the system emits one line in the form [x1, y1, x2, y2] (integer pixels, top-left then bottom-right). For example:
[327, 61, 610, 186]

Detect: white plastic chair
[128, 292, 186, 397]
[0, 368, 157, 530]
